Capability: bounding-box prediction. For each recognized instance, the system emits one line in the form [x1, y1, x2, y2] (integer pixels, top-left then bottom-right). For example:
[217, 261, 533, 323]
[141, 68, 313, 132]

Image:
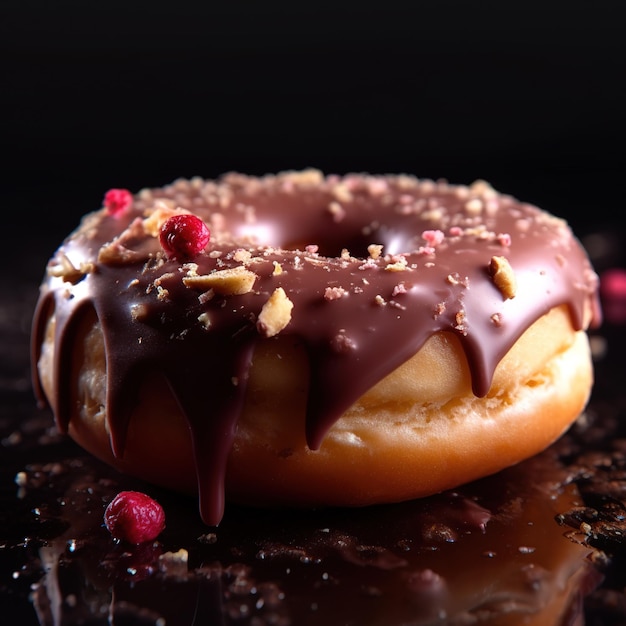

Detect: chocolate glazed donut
[32, 170, 601, 525]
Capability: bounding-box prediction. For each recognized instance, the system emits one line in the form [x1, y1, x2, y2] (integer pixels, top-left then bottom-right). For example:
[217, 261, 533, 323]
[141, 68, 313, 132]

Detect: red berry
[104, 491, 165, 544]
[103, 188, 133, 216]
[601, 268, 626, 299]
[159, 214, 210, 260]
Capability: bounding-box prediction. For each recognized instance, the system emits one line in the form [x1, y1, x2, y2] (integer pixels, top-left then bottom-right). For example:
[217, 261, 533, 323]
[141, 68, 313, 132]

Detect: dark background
[1, 0, 625, 281]
[1, 5, 626, 623]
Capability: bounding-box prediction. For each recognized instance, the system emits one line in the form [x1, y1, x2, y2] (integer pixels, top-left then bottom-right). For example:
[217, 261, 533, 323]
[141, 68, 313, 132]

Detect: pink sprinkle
[422, 230, 444, 246]
[324, 286, 346, 300]
[497, 233, 512, 247]
[305, 244, 319, 254]
[449, 226, 463, 237]
[367, 179, 389, 196]
[104, 188, 133, 217]
[392, 283, 408, 296]
[417, 246, 436, 256]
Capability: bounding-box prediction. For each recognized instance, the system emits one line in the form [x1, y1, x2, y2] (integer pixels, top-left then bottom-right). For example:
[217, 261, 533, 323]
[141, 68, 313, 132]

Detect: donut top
[32, 170, 601, 525]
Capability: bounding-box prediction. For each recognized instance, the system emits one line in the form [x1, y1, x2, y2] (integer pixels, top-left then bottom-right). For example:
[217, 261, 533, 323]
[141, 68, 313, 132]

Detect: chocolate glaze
[31, 170, 601, 525]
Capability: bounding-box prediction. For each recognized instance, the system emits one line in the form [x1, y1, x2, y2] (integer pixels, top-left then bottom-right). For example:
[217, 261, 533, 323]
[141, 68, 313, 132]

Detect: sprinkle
[422, 230, 445, 247]
[392, 282, 408, 296]
[104, 188, 133, 217]
[324, 286, 348, 301]
[497, 233, 512, 247]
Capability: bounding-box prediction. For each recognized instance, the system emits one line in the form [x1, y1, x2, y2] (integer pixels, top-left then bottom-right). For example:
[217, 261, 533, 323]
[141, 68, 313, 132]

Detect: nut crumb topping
[47, 254, 95, 283]
[143, 205, 191, 237]
[489, 256, 517, 300]
[197, 312, 212, 329]
[327, 201, 346, 223]
[130, 303, 149, 321]
[469, 180, 497, 199]
[464, 198, 483, 215]
[332, 183, 354, 204]
[455, 310, 468, 335]
[367, 244, 383, 260]
[233, 249, 252, 263]
[257, 287, 294, 337]
[491, 312, 503, 327]
[183, 266, 257, 295]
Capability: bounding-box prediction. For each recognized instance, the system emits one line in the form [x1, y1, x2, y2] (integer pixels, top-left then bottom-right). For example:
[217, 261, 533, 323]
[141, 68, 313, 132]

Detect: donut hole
[245, 212, 417, 260]
[280, 231, 381, 259]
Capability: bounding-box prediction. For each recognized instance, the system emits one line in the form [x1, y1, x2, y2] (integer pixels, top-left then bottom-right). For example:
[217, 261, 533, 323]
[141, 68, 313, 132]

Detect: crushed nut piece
[183, 266, 257, 295]
[198, 312, 211, 329]
[130, 303, 149, 321]
[183, 263, 199, 276]
[385, 261, 408, 272]
[282, 168, 324, 187]
[469, 180, 497, 199]
[143, 205, 191, 237]
[332, 183, 353, 203]
[330, 332, 357, 353]
[464, 198, 483, 215]
[489, 256, 517, 299]
[328, 201, 346, 223]
[98, 218, 151, 265]
[491, 312, 503, 326]
[367, 244, 383, 260]
[158, 549, 189, 578]
[257, 287, 294, 337]
[47, 254, 95, 283]
[455, 309, 468, 335]
[233, 249, 252, 263]
[272, 261, 283, 275]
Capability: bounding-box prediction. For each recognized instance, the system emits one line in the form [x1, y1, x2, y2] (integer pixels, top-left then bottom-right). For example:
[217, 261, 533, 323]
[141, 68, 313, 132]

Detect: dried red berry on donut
[104, 491, 166, 544]
[159, 214, 211, 260]
[103, 188, 133, 216]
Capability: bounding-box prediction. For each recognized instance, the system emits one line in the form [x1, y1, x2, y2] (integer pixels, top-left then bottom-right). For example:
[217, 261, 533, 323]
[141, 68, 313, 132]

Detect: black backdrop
[2, 0, 625, 279]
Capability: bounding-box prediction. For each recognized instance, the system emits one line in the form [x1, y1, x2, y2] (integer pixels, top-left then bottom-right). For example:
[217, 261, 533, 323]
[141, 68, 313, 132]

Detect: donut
[31, 169, 601, 526]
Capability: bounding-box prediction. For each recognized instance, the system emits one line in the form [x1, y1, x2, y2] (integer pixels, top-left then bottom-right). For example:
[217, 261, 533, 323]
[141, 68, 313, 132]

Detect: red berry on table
[159, 214, 210, 260]
[103, 188, 133, 216]
[600, 268, 626, 324]
[104, 491, 166, 544]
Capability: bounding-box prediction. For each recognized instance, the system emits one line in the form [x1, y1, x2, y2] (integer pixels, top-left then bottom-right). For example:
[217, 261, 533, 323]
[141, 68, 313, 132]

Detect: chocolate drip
[31, 172, 600, 525]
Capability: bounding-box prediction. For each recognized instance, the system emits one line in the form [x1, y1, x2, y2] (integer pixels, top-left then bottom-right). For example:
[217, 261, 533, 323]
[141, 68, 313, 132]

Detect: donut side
[37, 302, 593, 510]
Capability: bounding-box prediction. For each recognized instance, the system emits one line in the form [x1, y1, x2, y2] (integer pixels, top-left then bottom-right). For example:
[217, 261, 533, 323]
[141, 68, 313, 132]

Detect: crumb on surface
[257, 287, 294, 337]
[183, 266, 257, 295]
[489, 256, 517, 300]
